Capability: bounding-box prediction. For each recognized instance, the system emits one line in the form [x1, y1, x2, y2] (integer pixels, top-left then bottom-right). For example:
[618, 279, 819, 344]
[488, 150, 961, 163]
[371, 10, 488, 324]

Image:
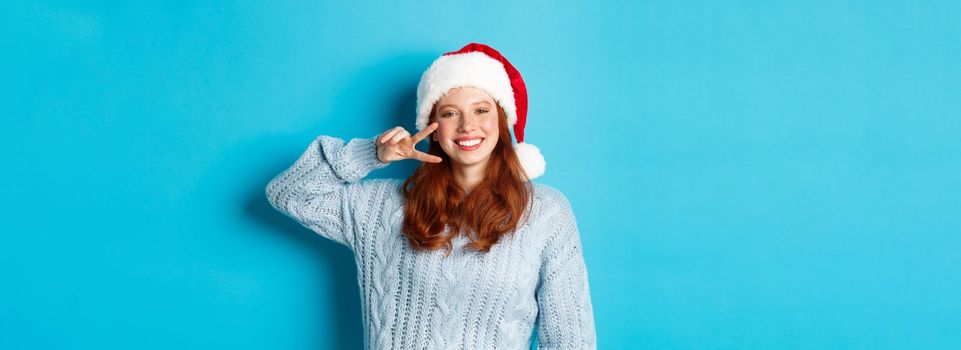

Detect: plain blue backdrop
[2, 1, 959, 349]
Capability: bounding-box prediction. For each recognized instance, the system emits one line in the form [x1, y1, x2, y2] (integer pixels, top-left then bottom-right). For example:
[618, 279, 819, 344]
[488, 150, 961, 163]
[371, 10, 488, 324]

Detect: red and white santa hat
[415, 42, 546, 180]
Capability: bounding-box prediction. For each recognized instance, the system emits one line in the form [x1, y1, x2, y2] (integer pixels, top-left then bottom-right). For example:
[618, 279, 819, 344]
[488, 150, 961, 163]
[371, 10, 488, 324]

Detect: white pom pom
[515, 142, 546, 180]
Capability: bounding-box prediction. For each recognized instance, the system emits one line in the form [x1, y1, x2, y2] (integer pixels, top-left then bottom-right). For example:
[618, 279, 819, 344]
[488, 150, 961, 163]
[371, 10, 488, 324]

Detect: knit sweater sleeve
[264, 134, 390, 251]
[535, 194, 598, 349]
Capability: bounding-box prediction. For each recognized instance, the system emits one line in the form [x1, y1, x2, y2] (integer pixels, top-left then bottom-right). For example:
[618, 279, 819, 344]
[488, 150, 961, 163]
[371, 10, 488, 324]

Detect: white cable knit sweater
[265, 134, 597, 349]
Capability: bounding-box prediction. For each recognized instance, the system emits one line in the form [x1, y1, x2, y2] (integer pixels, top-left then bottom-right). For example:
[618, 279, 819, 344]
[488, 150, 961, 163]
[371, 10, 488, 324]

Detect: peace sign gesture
[375, 122, 443, 164]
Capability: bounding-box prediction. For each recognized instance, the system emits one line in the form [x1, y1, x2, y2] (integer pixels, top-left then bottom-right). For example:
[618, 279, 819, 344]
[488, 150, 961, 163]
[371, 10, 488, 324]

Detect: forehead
[438, 86, 495, 104]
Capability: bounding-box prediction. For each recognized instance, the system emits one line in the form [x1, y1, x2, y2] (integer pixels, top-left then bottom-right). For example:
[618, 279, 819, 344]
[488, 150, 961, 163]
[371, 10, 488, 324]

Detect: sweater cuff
[338, 136, 390, 182]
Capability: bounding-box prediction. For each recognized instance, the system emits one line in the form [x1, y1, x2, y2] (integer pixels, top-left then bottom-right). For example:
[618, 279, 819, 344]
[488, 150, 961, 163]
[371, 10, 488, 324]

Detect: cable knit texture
[265, 134, 597, 349]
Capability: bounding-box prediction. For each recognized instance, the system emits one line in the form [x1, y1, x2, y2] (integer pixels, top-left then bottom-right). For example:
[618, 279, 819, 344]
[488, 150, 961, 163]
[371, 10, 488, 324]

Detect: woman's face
[431, 87, 500, 169]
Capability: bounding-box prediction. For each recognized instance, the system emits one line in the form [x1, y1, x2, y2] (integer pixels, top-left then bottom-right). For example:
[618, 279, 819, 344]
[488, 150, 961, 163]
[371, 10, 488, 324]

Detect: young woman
[266, 43, 596, 349]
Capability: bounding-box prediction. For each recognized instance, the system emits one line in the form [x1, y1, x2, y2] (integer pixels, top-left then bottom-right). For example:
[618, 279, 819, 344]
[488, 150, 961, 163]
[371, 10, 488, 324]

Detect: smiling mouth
[455, 138, 484, 151]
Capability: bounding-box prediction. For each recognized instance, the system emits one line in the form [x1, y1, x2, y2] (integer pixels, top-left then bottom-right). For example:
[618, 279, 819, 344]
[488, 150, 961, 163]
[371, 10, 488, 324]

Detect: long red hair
[401, 103, 534, 256]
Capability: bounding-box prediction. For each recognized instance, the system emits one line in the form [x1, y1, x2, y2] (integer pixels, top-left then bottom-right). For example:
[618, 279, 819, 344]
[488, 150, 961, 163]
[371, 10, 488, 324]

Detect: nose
[457, 114, 478, 132]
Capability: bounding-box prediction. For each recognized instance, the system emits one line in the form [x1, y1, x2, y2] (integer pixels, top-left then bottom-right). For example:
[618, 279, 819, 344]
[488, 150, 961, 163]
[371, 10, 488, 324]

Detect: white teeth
[456, 139, 482, 147]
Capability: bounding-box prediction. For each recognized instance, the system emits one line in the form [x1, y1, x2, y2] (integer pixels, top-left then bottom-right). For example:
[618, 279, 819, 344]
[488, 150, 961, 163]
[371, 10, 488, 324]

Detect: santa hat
[415, 42, 546, 180]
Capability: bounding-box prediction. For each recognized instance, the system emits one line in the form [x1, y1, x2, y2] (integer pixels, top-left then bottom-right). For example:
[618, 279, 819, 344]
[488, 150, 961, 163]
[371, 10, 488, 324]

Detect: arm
[264, 134, 390, 251]
[535, 200, 597, 349]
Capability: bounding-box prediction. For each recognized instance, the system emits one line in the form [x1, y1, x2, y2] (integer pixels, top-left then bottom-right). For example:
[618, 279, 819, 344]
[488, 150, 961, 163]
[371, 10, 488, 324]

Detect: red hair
[401, 104, 534, 256]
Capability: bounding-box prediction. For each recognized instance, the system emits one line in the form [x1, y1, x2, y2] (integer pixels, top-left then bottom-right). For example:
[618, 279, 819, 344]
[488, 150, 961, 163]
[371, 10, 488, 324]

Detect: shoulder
[528, 183, 583, 259]
[530, 182, 575, 221]
[532, 182, 572, 208]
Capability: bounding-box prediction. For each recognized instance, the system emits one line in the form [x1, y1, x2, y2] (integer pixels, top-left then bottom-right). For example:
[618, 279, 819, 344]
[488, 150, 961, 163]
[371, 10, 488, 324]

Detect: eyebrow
[437, 101, 493, 110]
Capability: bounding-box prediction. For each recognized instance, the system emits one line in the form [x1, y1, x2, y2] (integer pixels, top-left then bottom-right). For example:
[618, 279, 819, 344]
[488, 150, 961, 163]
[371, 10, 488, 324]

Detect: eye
[476, 108, 489, 114]
[442, 111, 457, 118]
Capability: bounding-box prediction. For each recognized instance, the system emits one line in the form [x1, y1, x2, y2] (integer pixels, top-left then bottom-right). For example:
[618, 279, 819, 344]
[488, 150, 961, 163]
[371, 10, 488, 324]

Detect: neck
[452, 161, 488, 195]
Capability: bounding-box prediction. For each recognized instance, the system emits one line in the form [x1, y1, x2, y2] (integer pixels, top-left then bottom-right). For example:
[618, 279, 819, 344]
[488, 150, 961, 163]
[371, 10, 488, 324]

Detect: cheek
[434, 123, 455, 140]
[483, 119, 500, 137]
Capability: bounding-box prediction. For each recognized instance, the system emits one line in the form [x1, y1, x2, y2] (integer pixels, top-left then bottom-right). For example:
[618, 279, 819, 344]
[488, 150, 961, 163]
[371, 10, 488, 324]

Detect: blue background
[2, 1, 959, 349]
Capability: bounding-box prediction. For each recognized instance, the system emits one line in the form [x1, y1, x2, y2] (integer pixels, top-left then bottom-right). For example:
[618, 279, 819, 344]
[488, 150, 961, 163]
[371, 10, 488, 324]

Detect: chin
[445, 148, 493, 166]
[459, 154, 493, 166]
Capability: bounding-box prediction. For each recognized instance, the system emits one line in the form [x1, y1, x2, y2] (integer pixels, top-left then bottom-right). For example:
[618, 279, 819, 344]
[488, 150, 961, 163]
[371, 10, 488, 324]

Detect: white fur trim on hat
[416, 51, 517, 131]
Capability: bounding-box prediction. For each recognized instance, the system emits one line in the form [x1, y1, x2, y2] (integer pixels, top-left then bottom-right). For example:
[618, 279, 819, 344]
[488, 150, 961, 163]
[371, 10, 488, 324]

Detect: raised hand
[375, 122, 443, 164]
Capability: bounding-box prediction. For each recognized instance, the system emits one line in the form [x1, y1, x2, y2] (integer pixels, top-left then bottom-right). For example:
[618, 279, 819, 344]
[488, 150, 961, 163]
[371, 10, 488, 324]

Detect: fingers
[389, 129, 410, 145]
[413, 150, 443, 163]
[377, 126, 404, 145]
[377, 125, 442, 164]
[412, 122, 439, 143]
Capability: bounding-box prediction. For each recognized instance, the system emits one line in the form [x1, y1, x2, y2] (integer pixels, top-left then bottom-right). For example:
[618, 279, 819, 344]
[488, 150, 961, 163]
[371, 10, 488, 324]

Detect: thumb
[414, 150, 443, 163]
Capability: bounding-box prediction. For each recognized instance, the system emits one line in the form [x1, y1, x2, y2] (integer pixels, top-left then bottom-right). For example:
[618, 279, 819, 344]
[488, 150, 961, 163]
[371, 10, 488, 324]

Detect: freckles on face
[430, 87, 500, 166]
